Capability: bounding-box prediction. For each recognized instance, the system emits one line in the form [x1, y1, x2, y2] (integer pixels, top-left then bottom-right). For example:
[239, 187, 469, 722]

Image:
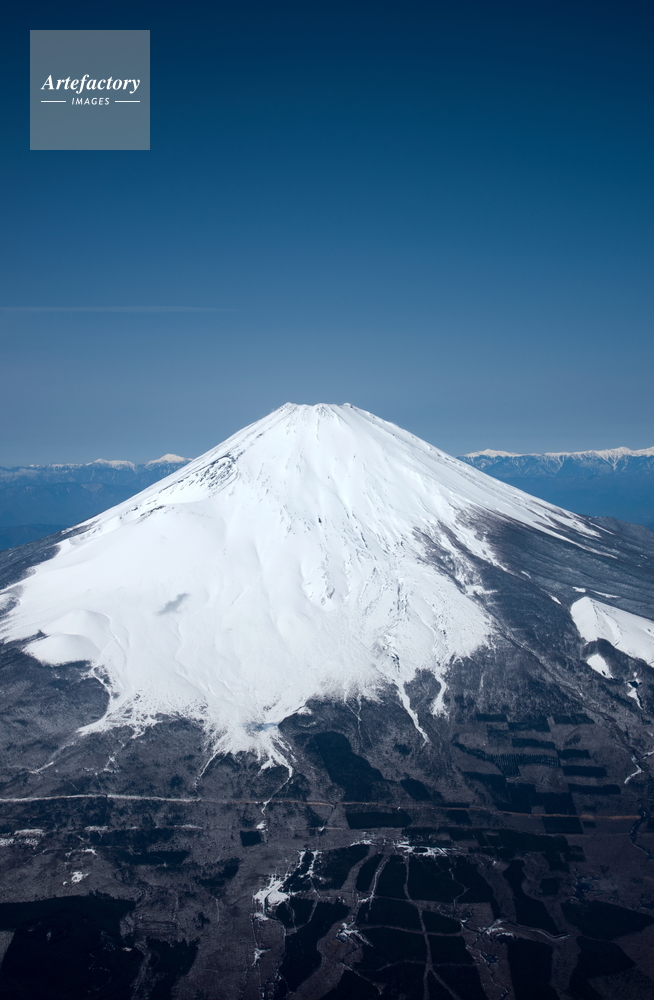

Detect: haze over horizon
[2, 416, 654, 469]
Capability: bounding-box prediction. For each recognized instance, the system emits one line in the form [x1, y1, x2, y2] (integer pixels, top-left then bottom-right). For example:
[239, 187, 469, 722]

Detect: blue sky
[1, 1, 652, 464]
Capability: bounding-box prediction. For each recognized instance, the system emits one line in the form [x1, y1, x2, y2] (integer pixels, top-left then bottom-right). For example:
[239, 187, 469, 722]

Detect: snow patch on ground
[571, 596, 654, 668]
[586, 652, 612, 679]
[253, 875, 289, 919]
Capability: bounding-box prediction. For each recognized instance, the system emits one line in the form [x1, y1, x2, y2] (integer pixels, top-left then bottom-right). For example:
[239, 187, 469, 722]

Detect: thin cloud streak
[0, 306, 235, 313]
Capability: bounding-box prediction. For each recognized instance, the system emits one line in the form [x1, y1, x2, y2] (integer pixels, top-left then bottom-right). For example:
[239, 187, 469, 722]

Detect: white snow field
[0, 403, 604, 753]
[571, 595, 654, 674]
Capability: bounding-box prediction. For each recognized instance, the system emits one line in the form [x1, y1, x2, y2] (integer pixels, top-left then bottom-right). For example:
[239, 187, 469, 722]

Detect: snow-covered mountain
[462, 445, 654, 473]
[0, 455, 188, 481]
[1, 403, 608, 756]
[1, 404, 654, 1000]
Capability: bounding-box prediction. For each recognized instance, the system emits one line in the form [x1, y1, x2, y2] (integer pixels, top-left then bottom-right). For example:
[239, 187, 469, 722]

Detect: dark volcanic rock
[1, 647, 654, 998]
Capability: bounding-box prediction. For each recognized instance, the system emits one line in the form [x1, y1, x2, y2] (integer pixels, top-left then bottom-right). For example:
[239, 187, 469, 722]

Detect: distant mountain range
[0, 456, 189, 550]
[0, 446, 652, 551]
[460, 447, 654, 532]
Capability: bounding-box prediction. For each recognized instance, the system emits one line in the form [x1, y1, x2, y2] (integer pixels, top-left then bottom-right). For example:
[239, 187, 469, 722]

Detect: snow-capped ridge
[465, 445, 654, 462]
[4, 456, 188, 474]
[464, 449, 521, 458]
[145, 454, 188, 466]
[91, 459, 137, 470]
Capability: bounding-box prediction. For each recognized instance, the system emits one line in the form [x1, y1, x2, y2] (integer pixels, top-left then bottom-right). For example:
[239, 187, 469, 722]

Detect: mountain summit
[0, 403, 612, 753]
[1, 405, 654, 1000]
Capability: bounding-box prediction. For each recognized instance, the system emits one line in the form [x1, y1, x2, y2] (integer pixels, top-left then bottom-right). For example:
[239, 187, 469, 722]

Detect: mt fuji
[1, 404, 654, 1000]
[1, 403, 608, 754]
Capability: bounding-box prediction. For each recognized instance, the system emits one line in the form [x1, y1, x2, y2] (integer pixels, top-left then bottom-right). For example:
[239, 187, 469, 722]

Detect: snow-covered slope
[0, 404, 609, 754]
